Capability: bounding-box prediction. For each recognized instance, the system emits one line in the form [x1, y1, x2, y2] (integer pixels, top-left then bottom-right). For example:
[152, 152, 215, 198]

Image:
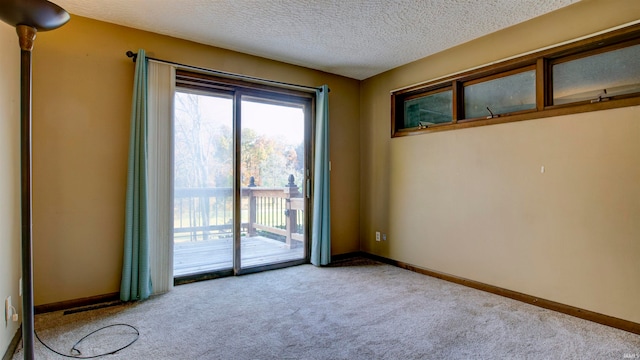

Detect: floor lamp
[0, 0, 69, 359]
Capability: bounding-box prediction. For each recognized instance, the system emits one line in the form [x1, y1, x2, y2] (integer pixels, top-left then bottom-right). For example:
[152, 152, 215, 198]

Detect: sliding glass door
[239, 95, 307, 269]
[173, 78, 311, 280]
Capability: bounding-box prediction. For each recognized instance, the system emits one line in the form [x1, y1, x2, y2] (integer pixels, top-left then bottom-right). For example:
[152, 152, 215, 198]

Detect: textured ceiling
[52, 0, 579, 80]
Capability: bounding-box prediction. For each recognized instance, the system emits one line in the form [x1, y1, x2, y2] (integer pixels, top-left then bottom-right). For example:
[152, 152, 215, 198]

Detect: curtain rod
[125, 51, 329, 93]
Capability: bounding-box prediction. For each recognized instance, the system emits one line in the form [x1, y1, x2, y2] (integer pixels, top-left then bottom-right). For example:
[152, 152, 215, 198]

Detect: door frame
[173, 71, 315, 283]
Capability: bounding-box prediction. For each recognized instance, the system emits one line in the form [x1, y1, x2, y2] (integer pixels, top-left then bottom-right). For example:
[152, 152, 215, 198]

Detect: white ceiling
[53, 0, 579, 80]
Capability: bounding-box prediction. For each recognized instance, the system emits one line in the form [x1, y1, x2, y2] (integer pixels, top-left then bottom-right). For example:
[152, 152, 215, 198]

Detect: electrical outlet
[5, 296, 11, 326]
[375, 231, 380, 241]
[382, 233, 387, 241]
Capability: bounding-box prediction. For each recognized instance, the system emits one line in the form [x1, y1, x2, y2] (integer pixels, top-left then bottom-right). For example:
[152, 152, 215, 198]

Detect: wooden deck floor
[173, 236, 304, 276]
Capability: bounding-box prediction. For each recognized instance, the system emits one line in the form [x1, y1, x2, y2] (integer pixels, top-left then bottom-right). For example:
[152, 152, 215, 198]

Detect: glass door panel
[240, 96, 306, 269]
[173, 90, 234, 276]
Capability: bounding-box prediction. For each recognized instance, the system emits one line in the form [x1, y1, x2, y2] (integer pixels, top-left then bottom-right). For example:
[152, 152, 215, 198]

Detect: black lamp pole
[0, 1, 69, 359]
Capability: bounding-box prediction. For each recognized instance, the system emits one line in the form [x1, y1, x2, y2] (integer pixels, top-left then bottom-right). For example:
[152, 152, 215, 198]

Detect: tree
[173, 91, 306, 240]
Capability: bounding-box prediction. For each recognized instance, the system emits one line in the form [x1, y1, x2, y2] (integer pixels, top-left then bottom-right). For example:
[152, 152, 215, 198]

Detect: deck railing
[174, 175, 305, 248]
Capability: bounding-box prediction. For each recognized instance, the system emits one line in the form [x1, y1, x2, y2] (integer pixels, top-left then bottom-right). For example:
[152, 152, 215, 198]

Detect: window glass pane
[464, 70, 536, 119]
[240, 98, 306, 268]
[553, 44, 640, 105]
[403, 90, 452, 128]
[173, 91, 234, 275]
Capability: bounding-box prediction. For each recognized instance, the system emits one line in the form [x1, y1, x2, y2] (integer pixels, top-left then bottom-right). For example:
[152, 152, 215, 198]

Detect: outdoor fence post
[248, 176, 257, 237]
[201, 193, 210, 241]
[284, 174, 299, 248]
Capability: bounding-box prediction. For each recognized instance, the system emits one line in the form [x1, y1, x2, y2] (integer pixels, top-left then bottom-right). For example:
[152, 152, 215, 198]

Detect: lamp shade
[0, 0, 69, 30]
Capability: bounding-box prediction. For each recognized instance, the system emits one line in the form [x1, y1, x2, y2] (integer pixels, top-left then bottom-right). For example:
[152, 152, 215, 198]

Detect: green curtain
[120, 49, 152, 301]
[311, 85, 331, 266]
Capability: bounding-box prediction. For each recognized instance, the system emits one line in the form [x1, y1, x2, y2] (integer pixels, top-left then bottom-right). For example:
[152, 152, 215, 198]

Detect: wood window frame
[547, 38, 640, 108]
[459, 65, 537, 122]
[393, 85, 453, 135]
[391, 23, 640, 138]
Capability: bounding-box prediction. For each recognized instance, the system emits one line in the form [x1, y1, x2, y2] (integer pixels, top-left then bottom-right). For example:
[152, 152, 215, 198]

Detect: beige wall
[360, 0, 640, 323]
[0, 22, 22, 355]
[31, 16, 360, 305]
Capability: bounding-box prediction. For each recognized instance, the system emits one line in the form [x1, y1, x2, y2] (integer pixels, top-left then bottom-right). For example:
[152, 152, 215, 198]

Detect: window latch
[590, 89, 610, 103]
[486, 107, 499, 119]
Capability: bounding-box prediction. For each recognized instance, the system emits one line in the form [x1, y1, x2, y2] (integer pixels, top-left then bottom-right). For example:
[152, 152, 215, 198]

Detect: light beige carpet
[12, 258, 640, 359]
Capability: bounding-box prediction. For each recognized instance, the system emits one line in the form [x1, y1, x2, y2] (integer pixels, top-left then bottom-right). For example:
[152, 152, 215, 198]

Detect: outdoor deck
[174, 236, 304, 276]
[173, 177, 306, 277]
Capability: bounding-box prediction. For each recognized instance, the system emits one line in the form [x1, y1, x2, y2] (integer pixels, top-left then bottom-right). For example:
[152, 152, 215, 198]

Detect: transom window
[404, 88, 452, 128]
[551, 42, 640, 105]
[463, 67, 536, 120]
[392, 24, 640, 137]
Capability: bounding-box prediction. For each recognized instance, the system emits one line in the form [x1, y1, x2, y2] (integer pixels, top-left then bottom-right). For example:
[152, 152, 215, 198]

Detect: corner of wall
[0, 22, 23, 357]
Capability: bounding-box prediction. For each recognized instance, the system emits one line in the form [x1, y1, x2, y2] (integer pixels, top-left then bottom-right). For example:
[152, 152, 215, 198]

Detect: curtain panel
[121, 52, 176, 300]
[311, 85, 331, 266]
[121, 49, 152, 301]
[147, 60, 176, 294]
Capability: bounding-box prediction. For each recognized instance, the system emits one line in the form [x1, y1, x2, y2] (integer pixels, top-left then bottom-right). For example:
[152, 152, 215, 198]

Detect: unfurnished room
[1, 0, 639, 359]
